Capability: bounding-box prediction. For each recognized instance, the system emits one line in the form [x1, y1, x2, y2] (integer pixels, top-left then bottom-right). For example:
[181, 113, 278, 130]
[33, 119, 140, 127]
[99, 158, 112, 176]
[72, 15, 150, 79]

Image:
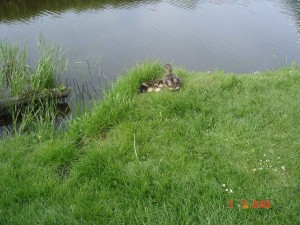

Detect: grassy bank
[0, 61, 300, 224]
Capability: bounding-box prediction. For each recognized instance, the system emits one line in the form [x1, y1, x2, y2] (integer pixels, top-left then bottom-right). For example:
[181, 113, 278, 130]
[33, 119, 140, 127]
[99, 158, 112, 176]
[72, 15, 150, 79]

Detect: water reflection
[3, 0, 299, 23]
[285, 0, 300, 27]
[0, 0, 154, 22]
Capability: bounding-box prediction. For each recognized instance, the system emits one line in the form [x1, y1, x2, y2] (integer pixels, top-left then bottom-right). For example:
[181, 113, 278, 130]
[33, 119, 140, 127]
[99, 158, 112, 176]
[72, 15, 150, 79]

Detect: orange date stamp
[228, 199, 271, 209]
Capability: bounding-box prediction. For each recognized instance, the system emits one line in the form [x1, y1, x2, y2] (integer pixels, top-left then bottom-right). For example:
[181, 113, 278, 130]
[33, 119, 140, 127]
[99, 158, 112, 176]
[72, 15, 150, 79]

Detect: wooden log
[0, 89, 71, 110]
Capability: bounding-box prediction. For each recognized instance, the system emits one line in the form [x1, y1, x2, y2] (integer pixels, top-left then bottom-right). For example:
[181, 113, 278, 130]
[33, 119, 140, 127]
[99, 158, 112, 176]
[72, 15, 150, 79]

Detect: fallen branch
[0, 88, 71, 110]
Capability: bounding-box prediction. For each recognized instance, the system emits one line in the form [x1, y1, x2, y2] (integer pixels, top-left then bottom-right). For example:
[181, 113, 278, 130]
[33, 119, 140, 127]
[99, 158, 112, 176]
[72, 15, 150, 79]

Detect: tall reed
[0, 41, 29, 97]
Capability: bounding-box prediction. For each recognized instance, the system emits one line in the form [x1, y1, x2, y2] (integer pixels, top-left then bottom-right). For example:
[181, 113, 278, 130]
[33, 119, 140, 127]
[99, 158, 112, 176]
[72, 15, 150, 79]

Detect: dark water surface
[1, 0, 300, 84]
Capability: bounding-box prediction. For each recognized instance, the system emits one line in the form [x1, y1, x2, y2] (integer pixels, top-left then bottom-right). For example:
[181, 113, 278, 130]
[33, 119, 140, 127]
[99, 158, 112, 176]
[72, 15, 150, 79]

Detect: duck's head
[164, 64, 172, 73]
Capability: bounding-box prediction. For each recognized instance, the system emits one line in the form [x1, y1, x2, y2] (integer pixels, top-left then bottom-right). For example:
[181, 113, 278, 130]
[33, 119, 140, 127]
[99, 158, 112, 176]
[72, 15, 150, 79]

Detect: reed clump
[0, 39, 67, 134]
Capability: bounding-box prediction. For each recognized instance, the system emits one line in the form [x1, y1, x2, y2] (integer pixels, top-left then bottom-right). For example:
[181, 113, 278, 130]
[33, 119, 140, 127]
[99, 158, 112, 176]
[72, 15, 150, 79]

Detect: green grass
[0, 61, 300, 224]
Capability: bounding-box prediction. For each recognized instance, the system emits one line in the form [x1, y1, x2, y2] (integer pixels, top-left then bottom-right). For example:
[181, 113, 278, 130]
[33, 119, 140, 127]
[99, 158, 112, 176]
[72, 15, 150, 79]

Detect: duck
[163, 64, 181, 90]
[139, 79, 164, 93]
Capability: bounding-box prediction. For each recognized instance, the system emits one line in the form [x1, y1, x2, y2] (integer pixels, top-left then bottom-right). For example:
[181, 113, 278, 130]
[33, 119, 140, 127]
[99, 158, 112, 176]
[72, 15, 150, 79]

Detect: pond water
[1, 0, 300, 95]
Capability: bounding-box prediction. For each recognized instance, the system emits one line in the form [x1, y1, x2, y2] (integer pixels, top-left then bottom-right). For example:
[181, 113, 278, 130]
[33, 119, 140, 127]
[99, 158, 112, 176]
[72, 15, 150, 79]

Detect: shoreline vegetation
[0, 40, 69, 133]
[0, 42, 300, 223]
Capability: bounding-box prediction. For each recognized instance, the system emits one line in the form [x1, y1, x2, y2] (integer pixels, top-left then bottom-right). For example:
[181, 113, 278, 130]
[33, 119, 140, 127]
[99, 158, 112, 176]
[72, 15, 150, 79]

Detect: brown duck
[163, 64, 181, 90]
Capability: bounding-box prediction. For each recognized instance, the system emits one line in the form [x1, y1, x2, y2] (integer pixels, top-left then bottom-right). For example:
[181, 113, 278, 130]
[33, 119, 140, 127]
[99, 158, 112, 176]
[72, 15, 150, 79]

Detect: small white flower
[222, 184, 226, 187]
[278, 157, 281, 159]
[282, 166, 286, 171]
[229, 189, 233, 193]
[225, 188, 228, 192]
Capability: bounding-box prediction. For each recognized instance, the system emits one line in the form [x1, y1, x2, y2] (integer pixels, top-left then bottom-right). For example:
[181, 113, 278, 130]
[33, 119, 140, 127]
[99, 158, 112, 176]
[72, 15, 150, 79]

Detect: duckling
[139, 79, 164, 93]
[163, 64, 181, 90]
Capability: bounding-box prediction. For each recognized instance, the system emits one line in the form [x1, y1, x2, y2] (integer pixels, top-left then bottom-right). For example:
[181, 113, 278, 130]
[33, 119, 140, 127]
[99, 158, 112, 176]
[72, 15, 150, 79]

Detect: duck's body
[163, 64, 181, 90]
[139, 79, 164, 93]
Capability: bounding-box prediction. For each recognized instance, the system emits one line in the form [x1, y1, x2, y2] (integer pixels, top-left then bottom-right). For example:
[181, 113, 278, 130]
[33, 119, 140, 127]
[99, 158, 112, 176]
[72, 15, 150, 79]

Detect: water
[1, 0, 300, 95]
